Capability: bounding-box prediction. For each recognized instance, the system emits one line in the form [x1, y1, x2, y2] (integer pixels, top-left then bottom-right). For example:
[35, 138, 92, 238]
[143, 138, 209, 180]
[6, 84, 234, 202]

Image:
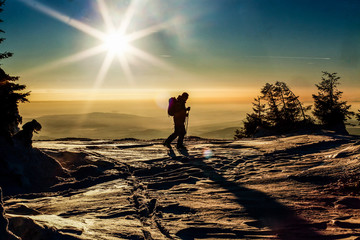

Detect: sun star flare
[103, 32, 131, 56]
[18, 0, 177, 88]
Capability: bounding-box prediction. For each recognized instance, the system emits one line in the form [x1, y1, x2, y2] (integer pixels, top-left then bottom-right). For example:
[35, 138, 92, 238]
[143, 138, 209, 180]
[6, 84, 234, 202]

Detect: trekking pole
[185, 110, 190, 138]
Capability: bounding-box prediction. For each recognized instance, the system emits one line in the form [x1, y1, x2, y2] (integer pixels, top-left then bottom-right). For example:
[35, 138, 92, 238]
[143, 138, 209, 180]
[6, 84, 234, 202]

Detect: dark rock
[0, 136, 69, 195]
[0, 187, 21, 240]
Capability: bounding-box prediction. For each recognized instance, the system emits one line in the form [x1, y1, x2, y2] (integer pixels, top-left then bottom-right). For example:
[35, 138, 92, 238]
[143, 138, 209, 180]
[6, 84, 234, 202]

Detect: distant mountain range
[25, 112, 239, 140]
[23, 112, 360, 140]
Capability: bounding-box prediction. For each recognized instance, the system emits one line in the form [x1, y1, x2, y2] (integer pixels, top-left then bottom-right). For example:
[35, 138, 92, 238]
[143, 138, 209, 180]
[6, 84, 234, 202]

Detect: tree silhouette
[235, 96, 267, 138]
[0, 0, 30, 139]
[252, 96, 266, 124]
[273, 81, 310, 125]
[312, 71, 353, 134]
[261, 83, 281, 126]
[235, 81, 311, 138]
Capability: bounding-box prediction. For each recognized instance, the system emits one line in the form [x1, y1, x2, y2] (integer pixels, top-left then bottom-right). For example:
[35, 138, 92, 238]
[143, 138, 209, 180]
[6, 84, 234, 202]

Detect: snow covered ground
[4, 133, 360, 239]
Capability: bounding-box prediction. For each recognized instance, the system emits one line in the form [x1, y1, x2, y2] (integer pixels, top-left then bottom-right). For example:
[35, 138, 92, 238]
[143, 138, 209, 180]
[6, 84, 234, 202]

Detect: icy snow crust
[4, 134, 360, 239]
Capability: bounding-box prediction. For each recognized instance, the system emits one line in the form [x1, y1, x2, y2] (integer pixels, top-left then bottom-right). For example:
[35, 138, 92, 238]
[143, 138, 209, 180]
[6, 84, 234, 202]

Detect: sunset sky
[1, 0, 360, 102]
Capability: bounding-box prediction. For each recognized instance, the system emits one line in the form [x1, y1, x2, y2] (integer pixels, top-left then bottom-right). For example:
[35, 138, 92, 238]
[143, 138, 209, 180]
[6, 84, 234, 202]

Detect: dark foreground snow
[3, 134, 360, 239]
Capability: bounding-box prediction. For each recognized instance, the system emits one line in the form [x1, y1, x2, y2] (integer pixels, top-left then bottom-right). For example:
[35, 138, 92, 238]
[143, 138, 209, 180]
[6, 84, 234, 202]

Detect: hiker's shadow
[176, 157, 327, 240]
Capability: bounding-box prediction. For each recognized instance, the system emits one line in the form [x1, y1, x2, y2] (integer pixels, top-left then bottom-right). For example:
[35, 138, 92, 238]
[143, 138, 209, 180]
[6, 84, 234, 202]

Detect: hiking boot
[163, 141, 171, 148]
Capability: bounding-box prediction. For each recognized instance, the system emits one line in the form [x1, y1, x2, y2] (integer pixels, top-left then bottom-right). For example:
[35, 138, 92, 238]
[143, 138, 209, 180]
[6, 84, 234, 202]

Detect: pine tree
[0, 0, 30, 138]
[235, 97, 267, 138]
[356, 110, 360, 124]
[261, 83, 281, 126]
[252, 96, 266, 124]
[273, 81, 293, 124]
[274, 81, 310, 124]
[312, 72, 353, 133]
[261, 81, 309, 127]
[235, 81, 311, 138]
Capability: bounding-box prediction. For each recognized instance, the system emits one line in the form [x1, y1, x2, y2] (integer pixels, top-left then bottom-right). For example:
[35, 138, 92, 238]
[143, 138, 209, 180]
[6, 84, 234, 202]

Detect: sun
[103, 32, 130, 56]
[19, 0, 177, 87]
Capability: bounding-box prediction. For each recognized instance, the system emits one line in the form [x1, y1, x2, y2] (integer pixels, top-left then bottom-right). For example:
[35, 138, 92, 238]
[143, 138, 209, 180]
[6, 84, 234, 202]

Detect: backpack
[167, 97, 177, 116]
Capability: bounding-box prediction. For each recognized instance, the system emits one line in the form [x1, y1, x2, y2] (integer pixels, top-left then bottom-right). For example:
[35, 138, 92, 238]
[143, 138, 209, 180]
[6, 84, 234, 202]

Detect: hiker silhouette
[164, 92, 190, 149]
[13, 119, 42, 148]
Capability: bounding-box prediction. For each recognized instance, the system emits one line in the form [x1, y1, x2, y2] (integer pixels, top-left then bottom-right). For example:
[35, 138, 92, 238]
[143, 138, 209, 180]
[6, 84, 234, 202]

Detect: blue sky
[1, 0, 359, 101]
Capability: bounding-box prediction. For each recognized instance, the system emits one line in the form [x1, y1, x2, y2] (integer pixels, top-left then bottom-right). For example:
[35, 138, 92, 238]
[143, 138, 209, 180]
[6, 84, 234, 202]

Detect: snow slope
[3, 133, 360, 239]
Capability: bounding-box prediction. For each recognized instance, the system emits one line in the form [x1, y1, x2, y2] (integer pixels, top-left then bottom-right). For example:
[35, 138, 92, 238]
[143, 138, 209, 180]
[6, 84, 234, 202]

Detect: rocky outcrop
[0, 187, 21, 240]
[0, 136, 69, 195]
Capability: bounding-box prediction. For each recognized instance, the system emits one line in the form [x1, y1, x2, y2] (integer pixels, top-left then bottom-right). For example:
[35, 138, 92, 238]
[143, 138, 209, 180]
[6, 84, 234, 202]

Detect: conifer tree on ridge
[312, 71, 353, 134]
[0, 0, 30, 139]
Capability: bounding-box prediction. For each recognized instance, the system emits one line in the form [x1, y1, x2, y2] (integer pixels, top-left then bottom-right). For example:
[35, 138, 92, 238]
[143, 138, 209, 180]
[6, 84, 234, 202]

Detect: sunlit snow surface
[5, 134, 360, 239]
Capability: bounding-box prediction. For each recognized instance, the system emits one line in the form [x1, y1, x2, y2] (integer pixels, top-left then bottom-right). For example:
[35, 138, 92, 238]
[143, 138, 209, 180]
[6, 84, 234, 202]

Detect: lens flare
[203, 148, 213, 159]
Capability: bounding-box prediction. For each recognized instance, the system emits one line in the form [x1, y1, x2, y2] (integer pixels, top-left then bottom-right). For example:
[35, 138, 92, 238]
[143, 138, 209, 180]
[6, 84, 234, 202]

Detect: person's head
[181, 92, 189, 102]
